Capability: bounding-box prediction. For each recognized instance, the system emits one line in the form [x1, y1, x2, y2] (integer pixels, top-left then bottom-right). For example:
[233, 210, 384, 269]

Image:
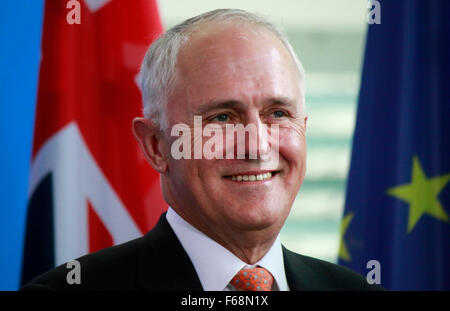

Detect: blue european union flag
[339, 0, 450, 290]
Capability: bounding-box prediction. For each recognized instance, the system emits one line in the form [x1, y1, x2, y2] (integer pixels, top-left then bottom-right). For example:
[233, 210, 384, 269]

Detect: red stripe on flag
[31, 0, 167, 238]
[87, 200, 113, 253]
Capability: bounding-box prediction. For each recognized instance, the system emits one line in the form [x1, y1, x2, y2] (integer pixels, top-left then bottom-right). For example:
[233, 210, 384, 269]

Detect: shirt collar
[166, 207, 289, 291]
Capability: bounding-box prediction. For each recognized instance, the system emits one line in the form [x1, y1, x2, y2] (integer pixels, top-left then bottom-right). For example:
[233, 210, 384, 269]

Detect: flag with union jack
[21, 0, 167, 285]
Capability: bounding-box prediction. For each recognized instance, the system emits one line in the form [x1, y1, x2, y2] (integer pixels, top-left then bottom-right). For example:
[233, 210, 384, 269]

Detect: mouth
[223, 170, 279, 182]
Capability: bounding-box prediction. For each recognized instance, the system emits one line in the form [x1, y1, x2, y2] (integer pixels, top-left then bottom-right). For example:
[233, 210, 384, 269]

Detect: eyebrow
[194, 100, 245, 116]
[194, 96, 297, 115]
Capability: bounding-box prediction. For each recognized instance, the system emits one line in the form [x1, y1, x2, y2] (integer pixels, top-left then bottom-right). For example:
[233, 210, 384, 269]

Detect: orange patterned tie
[230, 266, 274, 291]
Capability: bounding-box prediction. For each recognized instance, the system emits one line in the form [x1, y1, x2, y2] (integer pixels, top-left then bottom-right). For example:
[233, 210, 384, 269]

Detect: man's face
[162, 23, 306, 238]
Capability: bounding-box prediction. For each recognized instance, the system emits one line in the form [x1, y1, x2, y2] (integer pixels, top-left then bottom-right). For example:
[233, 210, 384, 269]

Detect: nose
[243, 112, 271, 160]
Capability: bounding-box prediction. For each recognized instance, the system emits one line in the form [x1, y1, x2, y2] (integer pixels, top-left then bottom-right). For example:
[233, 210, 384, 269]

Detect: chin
[225, 200, 289, 231]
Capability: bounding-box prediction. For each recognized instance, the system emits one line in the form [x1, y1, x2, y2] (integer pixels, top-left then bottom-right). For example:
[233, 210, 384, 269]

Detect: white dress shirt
[166, 207, 290, 291]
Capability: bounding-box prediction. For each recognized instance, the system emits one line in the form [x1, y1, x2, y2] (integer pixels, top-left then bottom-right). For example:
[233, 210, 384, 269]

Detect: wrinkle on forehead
[212, 50, 282, 74]
[180, 23, 291, 68]
[178, 24, 294, 83]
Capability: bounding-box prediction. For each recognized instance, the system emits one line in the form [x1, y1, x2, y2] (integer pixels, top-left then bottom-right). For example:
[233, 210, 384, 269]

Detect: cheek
[167, 159, 188, 190]
[169, 157, 218, 192]
[168, 159, 206, 203]
[278, 128, 306, 171]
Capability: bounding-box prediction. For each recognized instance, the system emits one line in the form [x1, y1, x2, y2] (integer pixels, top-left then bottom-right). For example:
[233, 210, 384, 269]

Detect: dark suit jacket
[21, 213, 383, 291]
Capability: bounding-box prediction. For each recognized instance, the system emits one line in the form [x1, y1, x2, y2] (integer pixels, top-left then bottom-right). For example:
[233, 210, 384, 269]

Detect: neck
[213, 231, 278, 264]
[171, 205, 280, 265]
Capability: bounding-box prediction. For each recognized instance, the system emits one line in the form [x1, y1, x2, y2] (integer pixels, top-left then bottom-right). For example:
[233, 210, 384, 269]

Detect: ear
[132, 117, 168, 173]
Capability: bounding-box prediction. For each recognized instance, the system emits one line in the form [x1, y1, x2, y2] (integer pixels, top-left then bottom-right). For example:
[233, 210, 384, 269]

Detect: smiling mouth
[224, 171, 279, 182]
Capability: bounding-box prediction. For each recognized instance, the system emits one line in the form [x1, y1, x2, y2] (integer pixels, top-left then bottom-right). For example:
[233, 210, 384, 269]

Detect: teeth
[228, 172, 273, 182]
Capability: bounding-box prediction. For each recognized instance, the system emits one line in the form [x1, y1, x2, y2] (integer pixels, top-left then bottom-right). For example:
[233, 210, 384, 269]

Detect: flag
[0, 1, 44, 290]
[339, 0, 450, 290]
[21, 0, 166, 285]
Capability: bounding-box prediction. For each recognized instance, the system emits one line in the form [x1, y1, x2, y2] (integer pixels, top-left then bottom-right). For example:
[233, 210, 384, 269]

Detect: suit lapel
[283, 246, 308, 290]
[283, 246, 323, 291]
[136, 214, 326, 291]
[136, 212, 203, 291]
[283, 246, 337, 290]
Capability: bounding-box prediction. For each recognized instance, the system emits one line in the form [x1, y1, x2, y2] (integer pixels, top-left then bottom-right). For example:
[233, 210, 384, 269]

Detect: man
[22, 9, 382, 291]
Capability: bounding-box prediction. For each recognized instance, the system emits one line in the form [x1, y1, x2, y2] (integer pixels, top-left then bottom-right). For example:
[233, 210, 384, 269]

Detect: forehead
[168, 22, 302, 116]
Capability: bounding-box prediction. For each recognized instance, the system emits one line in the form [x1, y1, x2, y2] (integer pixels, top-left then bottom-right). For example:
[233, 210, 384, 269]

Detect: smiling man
[22, 9, 382, 291]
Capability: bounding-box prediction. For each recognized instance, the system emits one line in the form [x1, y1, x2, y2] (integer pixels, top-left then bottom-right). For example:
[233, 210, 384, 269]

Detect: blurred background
[1, 0, 449, 291]
[0, 0, 366, 290]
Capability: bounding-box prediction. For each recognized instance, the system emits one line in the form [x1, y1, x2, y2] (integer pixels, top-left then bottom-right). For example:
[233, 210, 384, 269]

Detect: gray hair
[139, 8, 305, 129]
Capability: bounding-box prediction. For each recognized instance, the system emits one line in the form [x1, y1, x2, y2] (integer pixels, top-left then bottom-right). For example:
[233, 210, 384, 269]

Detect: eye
[273, 111, 286, 118]
[212, 113, 230, 122]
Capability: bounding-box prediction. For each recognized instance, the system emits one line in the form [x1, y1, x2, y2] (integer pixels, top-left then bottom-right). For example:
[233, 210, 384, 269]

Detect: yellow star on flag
[387, 156, 450, 233]
[338, 212, 354, 262]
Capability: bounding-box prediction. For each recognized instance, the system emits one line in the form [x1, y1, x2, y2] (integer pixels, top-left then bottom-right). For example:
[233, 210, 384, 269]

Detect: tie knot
[230, 266, 274, 291]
